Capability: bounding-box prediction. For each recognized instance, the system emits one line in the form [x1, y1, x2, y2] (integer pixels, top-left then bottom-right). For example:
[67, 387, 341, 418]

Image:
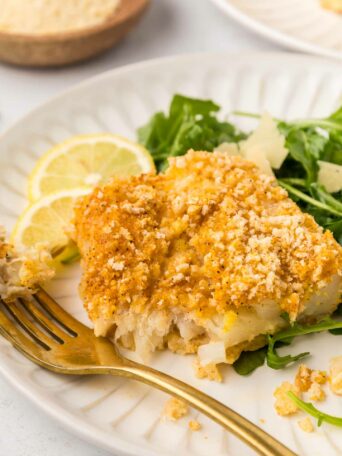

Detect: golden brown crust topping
[73, 151, 342, 322]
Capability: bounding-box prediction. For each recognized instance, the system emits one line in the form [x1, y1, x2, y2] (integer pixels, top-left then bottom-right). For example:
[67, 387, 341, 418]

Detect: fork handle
[110, 362, 296, 456]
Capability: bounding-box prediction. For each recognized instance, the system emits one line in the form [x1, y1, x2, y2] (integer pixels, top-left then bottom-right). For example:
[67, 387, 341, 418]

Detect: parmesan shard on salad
[240, 112, 288, 170]
[318, 161, 342, 193]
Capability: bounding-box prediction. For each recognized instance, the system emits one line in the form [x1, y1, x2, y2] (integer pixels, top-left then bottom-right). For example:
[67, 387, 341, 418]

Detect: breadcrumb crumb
[188, 420, 201, 431]
[164, 397, 189, 421]
[329, 356, 342, 396]
[193, 358, 222, 382]
[295, 364, 312, 392]
[295, 364, 327, 396]
[308, 382, 326, 402]
[0, 227, 54, 301]
[274, 381, 300, 416]
[311, 370, 327, 385]
[298, 417, 314, 433]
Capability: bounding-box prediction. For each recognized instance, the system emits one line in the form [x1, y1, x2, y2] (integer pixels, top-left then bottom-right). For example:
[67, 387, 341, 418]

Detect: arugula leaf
[321, 132, 342, 165]
[270, 107, 342, 244]
[138, 95, 245, 171]
[232, 316, 342, 375]
[233, 347, 267, 375]
[278, 181, 342, 217]
[278, 127, 325, 184]
[287, 392, 342, 427]
[311, 184, 342, 213]
[266, 318, 342, 369]
[266, 336, 309, 369]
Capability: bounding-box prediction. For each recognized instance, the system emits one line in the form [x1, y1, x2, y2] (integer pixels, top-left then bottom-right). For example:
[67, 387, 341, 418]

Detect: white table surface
[0, 1, 282, 455]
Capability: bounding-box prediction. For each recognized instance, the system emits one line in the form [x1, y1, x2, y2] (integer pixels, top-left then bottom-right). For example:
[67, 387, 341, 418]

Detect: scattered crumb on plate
[164, 397, 189, 421]
[189, 420, 202, 431]
[298, 417, 314, 433]
[308, 382, 325, 402]
[295, 364, 327, 393]
[274, 381, 301, 416]
[295, 364, 313, 392]
[329, 356, 342, 395]
[311, 370, 327, 385]
[193, 358, 222, 382]
[0, 226, 54, 301]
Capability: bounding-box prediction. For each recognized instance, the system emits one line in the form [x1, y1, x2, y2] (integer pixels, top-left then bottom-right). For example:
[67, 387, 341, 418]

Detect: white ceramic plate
[210, 0, 342, 60]
[0, 53, 341, 456]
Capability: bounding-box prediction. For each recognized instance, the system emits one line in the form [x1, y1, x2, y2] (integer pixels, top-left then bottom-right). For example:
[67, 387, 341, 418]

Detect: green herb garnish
[287, 392, 342, 427]
[138, 94, 245, 171]
[266, 317, 342, 369]
[232, 347, 267, 376]
[233, 317, 342, 375]
[273, 109, 342, 243]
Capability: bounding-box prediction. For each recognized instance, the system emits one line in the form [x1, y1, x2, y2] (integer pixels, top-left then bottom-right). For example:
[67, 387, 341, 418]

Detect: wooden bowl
[0, 0, 150, 67]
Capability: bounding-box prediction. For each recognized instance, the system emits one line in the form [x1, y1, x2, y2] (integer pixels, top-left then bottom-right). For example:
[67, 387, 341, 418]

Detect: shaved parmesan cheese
[198, 342, 226, 366]
[241, 112, 288, 170]
[214, 142, 241, 156]
[243, 146, 274, 177]
[318, 161, 342, 193]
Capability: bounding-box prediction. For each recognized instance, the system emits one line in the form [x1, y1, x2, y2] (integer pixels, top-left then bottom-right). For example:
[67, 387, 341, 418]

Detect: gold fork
[0, 288, 296, 456]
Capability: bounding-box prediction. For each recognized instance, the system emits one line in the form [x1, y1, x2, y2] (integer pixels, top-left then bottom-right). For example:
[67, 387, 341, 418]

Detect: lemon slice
[11, 188, 90, 251]
[28, 133, 155, 201]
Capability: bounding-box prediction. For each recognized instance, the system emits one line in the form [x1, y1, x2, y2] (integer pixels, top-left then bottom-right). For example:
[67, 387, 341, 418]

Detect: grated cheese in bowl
[0, 0, 121, 35]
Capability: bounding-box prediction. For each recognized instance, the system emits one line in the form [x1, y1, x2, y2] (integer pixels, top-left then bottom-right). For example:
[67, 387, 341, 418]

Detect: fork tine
[0, 301, 46, 359]
[19, 298, 68, 344]
[4, 301, 52, 350]
[35, 288, 88, 336]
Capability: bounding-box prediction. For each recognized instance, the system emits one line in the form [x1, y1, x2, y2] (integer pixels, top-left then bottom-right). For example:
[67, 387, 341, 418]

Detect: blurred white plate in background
[210, 0, 342, 60]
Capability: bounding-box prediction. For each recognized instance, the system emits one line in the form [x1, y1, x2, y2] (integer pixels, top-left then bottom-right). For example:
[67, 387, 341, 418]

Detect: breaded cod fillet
[73, 151, 342, 363]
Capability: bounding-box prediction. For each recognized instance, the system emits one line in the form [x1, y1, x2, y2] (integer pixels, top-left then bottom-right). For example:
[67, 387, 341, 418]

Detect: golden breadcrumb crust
[298, 417, 314, 433]
[163, 397, 188, 421]
[193, 358, 222, 382]
[188, 420, 201, 431]
[274, 381, 301, 416]
[73, 151, 342, 324]
[0, 228, 54, 301]
[295, 364, 327, 393]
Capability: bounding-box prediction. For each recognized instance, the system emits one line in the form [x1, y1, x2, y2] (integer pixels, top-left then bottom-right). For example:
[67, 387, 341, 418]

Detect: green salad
[138, 94, 342, 377]
[138, 94, 342, 246]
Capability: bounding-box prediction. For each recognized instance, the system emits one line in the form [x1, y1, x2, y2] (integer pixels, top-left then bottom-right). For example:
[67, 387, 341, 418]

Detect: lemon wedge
[28, 133, 155, 201]
[11, 188, 90, 251]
